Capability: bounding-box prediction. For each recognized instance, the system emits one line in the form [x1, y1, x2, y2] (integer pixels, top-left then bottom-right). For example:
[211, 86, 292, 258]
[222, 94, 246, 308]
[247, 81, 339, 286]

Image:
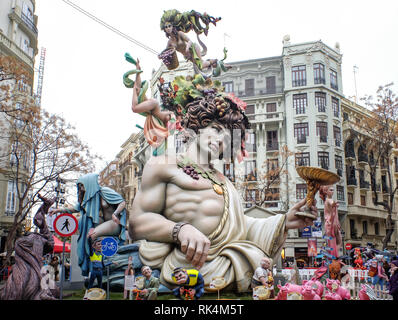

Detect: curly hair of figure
[318, 185, 329, 202]
[160, 9, 221, 36]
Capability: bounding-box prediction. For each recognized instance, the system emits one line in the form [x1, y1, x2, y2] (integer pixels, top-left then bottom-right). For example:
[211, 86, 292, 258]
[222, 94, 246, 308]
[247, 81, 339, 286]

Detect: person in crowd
[171, 267, 204, 300]
[251, 257, 275, 299]
[388, 260, 398, 301]
[137, 266, 160, 300]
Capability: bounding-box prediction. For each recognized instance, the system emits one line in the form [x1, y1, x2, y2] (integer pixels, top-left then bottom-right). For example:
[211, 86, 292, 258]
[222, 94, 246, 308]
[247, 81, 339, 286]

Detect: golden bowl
[295, 166, 340, 219]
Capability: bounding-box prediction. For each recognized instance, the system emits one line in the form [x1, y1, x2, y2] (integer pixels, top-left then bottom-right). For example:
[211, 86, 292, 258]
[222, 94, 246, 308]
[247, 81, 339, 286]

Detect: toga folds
[138, 179, 287, 292]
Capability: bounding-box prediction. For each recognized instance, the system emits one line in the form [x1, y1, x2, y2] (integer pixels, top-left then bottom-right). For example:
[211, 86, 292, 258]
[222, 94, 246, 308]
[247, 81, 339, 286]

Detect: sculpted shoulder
[142, 154, 177, 182]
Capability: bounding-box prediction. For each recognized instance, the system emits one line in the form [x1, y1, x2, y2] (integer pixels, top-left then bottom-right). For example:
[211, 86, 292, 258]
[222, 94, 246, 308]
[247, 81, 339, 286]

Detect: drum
[253, 285, 270, 300]
[135, 276, 145, 290]
[84, 288, 106, 300]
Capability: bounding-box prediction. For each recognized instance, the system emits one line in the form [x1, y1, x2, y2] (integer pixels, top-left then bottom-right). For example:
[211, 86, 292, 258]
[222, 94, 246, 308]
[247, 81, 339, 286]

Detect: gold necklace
[177, 156, 224, 195]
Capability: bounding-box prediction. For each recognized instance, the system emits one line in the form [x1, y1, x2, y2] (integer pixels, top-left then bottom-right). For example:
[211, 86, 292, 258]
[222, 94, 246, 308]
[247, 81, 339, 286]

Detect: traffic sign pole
[60, 240, 66, 300]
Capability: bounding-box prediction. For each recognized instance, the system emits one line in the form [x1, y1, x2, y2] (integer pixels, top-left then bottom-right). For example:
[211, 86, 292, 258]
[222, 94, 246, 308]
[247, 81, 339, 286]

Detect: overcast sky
[34, 0, 398, 170]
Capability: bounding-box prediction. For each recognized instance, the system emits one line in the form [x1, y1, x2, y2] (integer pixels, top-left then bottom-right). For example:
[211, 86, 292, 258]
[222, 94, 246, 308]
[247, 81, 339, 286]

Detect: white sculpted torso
[163, 164, 225, 236]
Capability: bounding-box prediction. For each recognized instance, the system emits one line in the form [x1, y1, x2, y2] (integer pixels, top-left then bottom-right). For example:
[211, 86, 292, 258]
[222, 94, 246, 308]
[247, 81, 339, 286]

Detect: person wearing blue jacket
[171, 267, 204, 300]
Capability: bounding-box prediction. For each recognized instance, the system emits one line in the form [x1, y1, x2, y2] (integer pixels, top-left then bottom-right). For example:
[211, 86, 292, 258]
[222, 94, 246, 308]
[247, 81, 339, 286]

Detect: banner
[301, 226, 312, 237]
[311, 217, 323, 238]
[307, 238, 317, 257]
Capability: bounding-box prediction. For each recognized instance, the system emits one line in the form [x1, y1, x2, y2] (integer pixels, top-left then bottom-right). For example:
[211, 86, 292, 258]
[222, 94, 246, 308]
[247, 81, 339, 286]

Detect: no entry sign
[345, 243, 352, 250]
[53, 213, 78, 237]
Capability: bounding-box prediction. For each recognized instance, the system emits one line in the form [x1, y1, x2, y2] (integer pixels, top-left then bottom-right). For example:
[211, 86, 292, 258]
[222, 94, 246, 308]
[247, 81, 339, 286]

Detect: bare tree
[0, 58, 100, 266]
[345, 83, 398, 249]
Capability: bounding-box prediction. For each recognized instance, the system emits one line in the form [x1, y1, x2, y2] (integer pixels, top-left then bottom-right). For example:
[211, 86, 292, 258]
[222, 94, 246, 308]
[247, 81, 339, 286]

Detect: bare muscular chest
[164, 167, 225, 228]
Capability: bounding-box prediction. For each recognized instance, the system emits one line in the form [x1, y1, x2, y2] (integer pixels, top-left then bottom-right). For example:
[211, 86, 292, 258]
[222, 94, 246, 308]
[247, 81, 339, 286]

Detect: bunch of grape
[214, 97, 227, 117]
[158, 49, 175, 67]
[183, 165, 199, 180]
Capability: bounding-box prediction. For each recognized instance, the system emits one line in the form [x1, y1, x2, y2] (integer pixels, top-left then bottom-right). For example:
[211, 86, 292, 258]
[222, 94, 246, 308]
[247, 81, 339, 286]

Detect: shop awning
[53, 235, 71, 253]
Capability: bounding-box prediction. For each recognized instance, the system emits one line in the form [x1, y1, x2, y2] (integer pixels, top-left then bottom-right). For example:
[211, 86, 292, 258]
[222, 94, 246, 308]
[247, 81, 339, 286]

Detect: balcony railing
[236, 86, 283, 98]
[337, 168, 343, 177]
[335, 139, 341, 147]
[314, 77, 326, 85]
[319, 136, 328, 143]
[292, 79, 307, 87]
[266, 141, 279, 151]
[358, 153, 368, 163]
[319, 161, 329, 170]
[297, 136, 307, 144]
[360, 179, 370, 189]
[382, 184, 390, 194]
[347, 177, 357, 186]
[21, 12, 38, 34]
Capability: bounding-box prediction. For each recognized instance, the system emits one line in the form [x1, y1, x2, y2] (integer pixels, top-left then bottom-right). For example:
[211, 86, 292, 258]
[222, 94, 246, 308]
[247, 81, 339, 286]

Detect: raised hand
[285, 198, 318, 231]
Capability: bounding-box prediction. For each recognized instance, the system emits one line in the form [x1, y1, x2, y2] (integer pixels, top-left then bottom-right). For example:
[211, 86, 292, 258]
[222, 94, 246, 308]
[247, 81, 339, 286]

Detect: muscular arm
[129, 156, 175, 242]
[129, 155, 210, 269]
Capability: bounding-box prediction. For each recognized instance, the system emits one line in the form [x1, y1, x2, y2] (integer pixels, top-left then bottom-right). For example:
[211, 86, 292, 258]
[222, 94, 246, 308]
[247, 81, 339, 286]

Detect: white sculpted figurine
[129, 76, 317, 292]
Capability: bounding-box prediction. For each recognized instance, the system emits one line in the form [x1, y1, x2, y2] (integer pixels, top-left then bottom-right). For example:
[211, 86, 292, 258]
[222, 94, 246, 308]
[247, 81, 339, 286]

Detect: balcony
[335, 139, 342, 148]
[319, 161, 329, 170]
[292, 79, 307, 87]
[297, 136, 307, 144]
[360, 179, 370, 190]
[319, 136, 328, 144]
[358, 152, 368, 165]
[314, 77, 326, 85]
[382, 184, 390, 194]
[236, 86, 283, 98]
[345, 142, 356, 160]
[266, 141, 279, 152]
[347, 176, 357, 186]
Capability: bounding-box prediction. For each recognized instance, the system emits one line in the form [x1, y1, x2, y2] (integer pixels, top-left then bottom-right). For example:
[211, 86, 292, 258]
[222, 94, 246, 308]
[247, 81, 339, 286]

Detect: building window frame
[292, 65, 307, 87]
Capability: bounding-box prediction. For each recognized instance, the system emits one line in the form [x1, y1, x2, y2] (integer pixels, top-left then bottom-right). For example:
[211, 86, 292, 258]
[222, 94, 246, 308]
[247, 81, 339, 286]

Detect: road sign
[53, 213, 78, 237]
[345, 243, 352, 250]
[101, 237, 118, 257]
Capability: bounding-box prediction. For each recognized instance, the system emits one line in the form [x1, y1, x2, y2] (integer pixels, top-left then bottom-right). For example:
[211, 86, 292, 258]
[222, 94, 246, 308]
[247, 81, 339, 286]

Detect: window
[362, 220, 368, 234]
[266, 76, 276, 94]
[348, 192, 354, 205]
[6, 180, 17, 215]
[223, 81, 234, 93]
[315, 92, 326, 112]
[333, 126, 341, 147]
[246, 104, 255, 121]
[295, 152, 310, 167]
[292, 65, 306, 87]
[296, 184, 307, 200]
[350, 219, 356, 237]
[266, 103, 277, 119]
[175, 134, 185, 153]
[316, 121, 328, 142]
[267, 159, 279, 180]
[266, 131, 278, 151]
[336, 185, 345, 201]
[395, 157, 398, 172]
[294, 123, 309, 143]
[245, 160, 257, 181]
[246, 132, 256, 152]
[293, 93, 307, 114]
[374, 222, 379, 235]
[318, 152, 329, 170]
[245, 79, 255, 96]
[332, 97, 340, 118]
[245, 189, 258, 208]
[330, 70, 338, 90]
[264, 188, 279, 208]
[224, 163, 235, 182]
[314, 63, 325, 84]
[335, 155, 343, 176]
[360, 195, 366, 206]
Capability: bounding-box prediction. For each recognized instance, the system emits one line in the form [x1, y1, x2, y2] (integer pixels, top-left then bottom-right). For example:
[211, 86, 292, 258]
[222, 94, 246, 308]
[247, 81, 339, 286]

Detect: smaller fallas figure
[0, 194, 59, 300]
[158, 9, 231, 77]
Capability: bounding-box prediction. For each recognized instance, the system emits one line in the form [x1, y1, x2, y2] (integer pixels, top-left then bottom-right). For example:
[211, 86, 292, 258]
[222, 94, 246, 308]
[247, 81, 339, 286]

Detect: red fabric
[53, 235, 71, 253]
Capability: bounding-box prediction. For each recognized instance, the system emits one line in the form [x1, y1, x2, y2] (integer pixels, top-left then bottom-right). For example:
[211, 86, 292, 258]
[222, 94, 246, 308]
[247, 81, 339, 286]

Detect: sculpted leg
[89, 220, 121, 240]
